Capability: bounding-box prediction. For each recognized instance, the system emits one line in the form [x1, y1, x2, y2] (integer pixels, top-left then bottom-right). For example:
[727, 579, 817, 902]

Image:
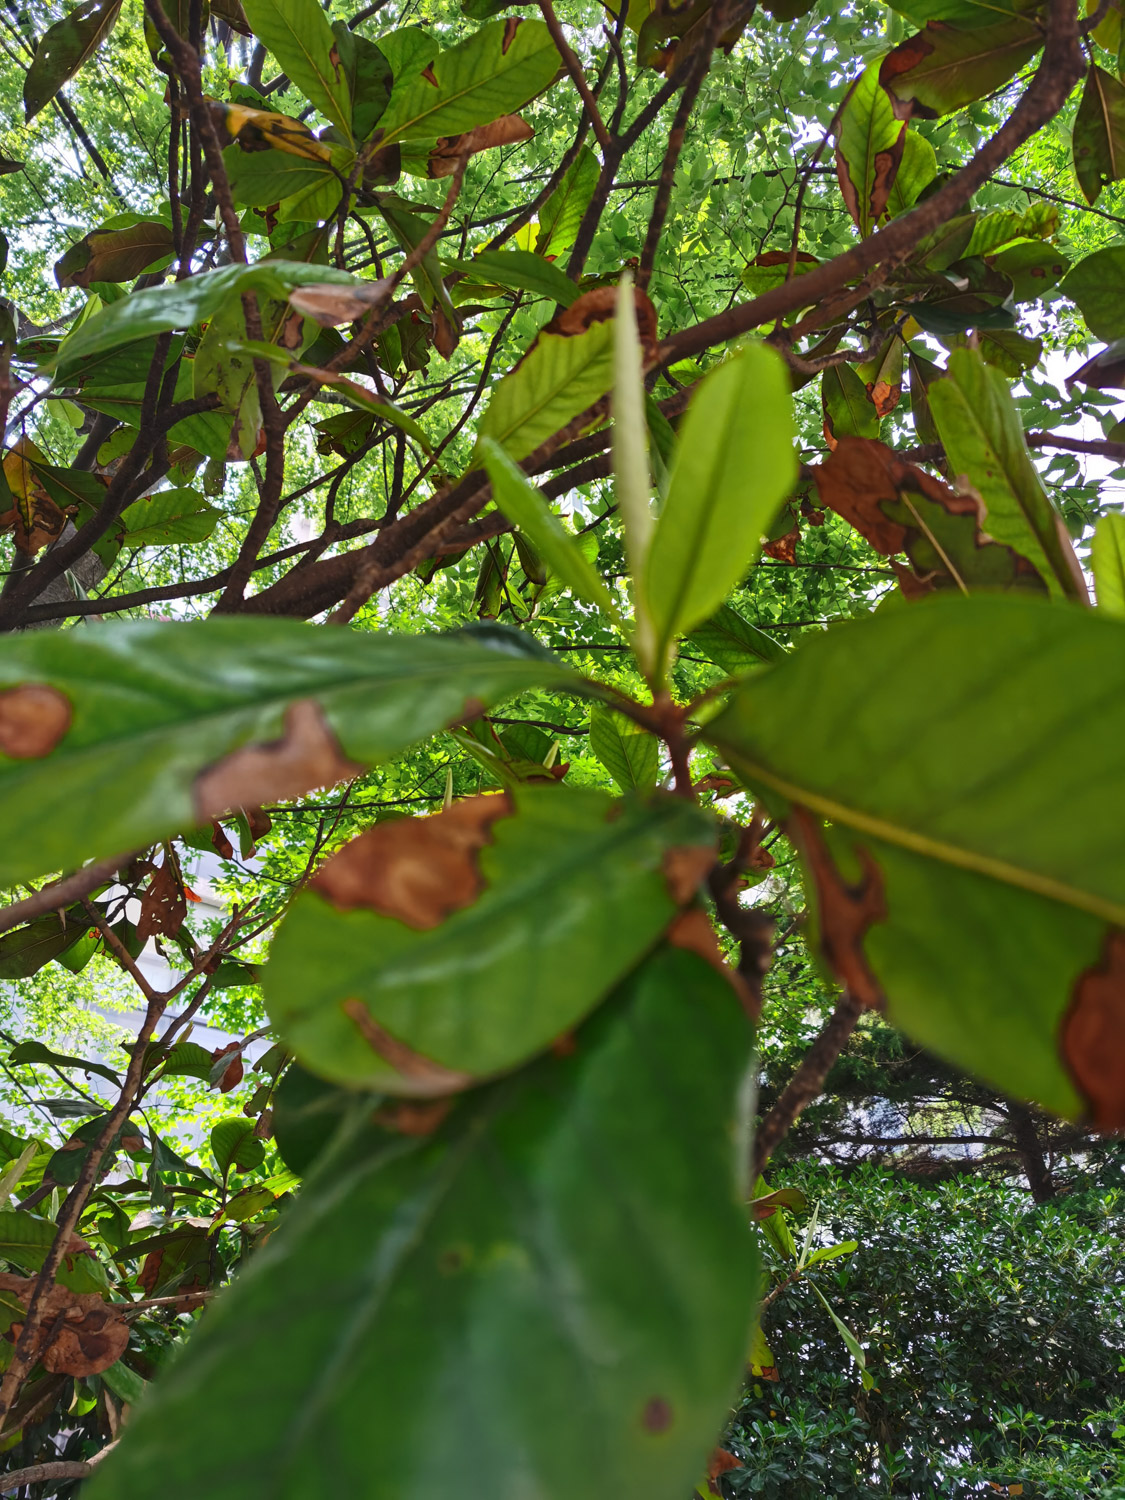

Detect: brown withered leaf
[373, 1098, 453, 1136]
[812, 436, 1045, 595]
[288, 278, 393, 327]
[428, 114, 532, 177]
[878, 30, 937, 120]
[209, 820, 235, 859]
[0, 1274, 129, 1376]
[708, 1448, 743, 1491]
[1061, 931, 1125, 1131]
[311, 792, 512, 929]
[834, 128, 904, 232]
[544, 285, 659, 363]
[763, 525, 799, 564]
[787, 807, 886, 1009]
[136, 852, 187, 942]
[662, 843, 718, 905]
[343, 1000, 473, 1097]
[0, 683, 72, 759]
[210, 1041, 244, 1093]
[193, 699, 363, 822]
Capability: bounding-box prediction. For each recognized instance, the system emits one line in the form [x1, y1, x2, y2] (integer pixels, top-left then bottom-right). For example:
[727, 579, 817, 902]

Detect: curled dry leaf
[544, 284, 659, 363]
[708, 1447, 743, 1487]
[0, 683, 72, 759]
[372, 1098, 453, 1136]
[193, 699, 363, 822]
[311, 792, 513, 929]
[428, 114, 533, 176]
[1061, 930, 1125, 1131]
[288, 278, 394, 327]
[787, 806, 886, 1010]
[763, 525, 799, 564]
[136, 854, 188, 942]
[211, 1042, 245, 1094]
[0, 1274, 129, 1376]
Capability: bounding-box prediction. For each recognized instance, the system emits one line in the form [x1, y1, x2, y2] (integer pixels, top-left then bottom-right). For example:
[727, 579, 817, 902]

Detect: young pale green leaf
[834, 66, 905, 237]
[263, 784, 715, 1090]
[1092, 513, 1125, 617]
[477, 316, 615, 460]
[0, 619, 580, 886]
[479, 438, 624, 624]
[23, 0, 122, 120]
[86, 946, 757, 1500]
[448, 248, 579, 307]
[378, 18, 560, 144]
[241, 0, 352, 137]
[644, 345, 797, 665]
[613, 275, 655, 665]
[811, 1284, 874, 1390]
[588, 705, 660, 791]
[1073, 65, 1125, 205]
[928, 349, 1086, 601]
[706, 594, 1125, 1126]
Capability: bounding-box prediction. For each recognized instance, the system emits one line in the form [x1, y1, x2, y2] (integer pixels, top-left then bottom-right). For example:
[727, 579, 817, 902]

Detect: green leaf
[811, 1284, 874, 1389]
[114, 488, 221, 548]
[23, 0, 123, 121]
[210, 1118, 265, 1180]
[378, 18, 560, 145]
[331, 24, 392, 141]
[989, 238, 1069, 302]
[705, 594, 1125, 1123]
[479, 438, 624, 623]
[822, 362, 881, 441]
[1092, 513, 1125, 618]
[448, 248, 578, 306]
[9, 1039, 121, 1087]
[55, 218, 176, 290]
[85, 946, 757, 1500]
[588, 705, 660, 791]
[879, 15, 1042, 118]
[536, 144, 599, 257]
[883, 128, 937, 217]
[805, 1239, 858, 1266]
[0, 618, 580, 887]
[477, 315, 615, 460]
[241, 0, 352, 137]
[835, 65, 906, 237]
[1073, 65, 1125, 205]
[225, 146, 339, 211]
[1060, 244, 1125, 342]
[52, 261, 365, 384]
[0, 907, 91, 980]
[272, 1062, 357, 1175]
[101, 1359, 147, 1406]
[687, 604, 787, 671]
[928, 349, 1085, 600]
[951, 326, 1043, 378]
[158, 1041, 215, 1080]
[264, 784, 715, 1090]
[644, 345, 797, 664]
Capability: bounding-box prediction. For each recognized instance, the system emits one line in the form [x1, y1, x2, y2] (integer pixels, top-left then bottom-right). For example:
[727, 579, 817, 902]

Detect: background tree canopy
[0, 0, 1122, 1493]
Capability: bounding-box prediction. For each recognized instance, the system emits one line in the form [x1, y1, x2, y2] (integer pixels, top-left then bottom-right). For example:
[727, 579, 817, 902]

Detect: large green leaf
[643, 345, 797, 665]
[55, 217, 175, 290]
[927, 349, 1085, 600]
[822, 362, 880, 441]
[588, 705, 661, 791]
[687, 604, 787, 671]
[1073, 66, 1125, 205]
[1060, 244, 1125, 341]
[879, 15, 1042, 118]
[113, 489, 221, 549]
[225, 147, 339, 211]
[263, 784, 714, 1090]
[23, 0, 122, 120]
[835, 65, 905, 236]
[241, 0, 352, 136]
[1092, 513, 1125, 618]
[449, 248, 579, 307]
[0, 620, 579, 887]
[378, 18, 560, 145]
[477, 316, 615, 460]
[52, 262, 364, 384]
[706, 594, 1125, 1126]
[86, 945, 757, 1500]
[536, 144, 600, 257]
[0, 906, 90, 979]
[883, 127, 937, 217]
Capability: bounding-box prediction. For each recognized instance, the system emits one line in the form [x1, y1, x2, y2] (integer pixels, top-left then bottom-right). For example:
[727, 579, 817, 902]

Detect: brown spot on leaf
[421, 62, 439, 86]
[0, 1275, 129, 1376]
[343, 998, 473, 1097]
[209, 820, 235, 860]
[312, 792, 512, 928]
[429, 115, 533, 176]
[642, 1396, 674, 1433]
[194, 699, 363, 822]
[431, 304, 460, 359]
[501, 16, 521, 52]
[374, 1098, 452, 1135]
[211, 1041, 244, 1094]
[879, 29, 939, 119]
[1061, 931, 1125, 1131]
[787, 806, 886, 1009]
[544, 285, 659, 363]
[667, 907, 756, 1016]
[662, 842, 718, 904]
[0, 683, 72, 759]
[868, 379, 901, 418]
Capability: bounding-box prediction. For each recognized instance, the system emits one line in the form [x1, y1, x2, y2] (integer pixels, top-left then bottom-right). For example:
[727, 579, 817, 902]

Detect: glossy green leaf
[378, 18, 560, 144]
[23, 0, 123, 120]
[0, 1210, 58, 1271]
[928, 349, 1084, 600]
[449, 248, 579, 306]
[477, 316, 615, 460]
[706, 594, 1125, 1122]
[1092, 513, 1125, 617]
[225, 147, 339, 211]
[0, 619, 579, 886]
[331, 24, 391, 141]
[644, 345, 797, 664]
[87, 945, 757, 1500]
[1061, 245, 1125, 342]
[879, 15, 1041, 118]
[480, 437, 624, 623]
[241, 0, 352, 136]
[102, 1359, 147, 1406]
[1073, 65, 1125, 205]
[883, 128, 937, 217]
[835, 66, 905, 237]
[113, 488, 221, 549]
[822, 362, 881, 441]
[687, 604, 787, 671]
[588, 705, 660, 791]
[9, 1039, 121, 1087]
[52, 261, 364, 384]
[210, 1118, 265, 1180]
[264, 783, 715, 1090]
[536, 144, 600, 257]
